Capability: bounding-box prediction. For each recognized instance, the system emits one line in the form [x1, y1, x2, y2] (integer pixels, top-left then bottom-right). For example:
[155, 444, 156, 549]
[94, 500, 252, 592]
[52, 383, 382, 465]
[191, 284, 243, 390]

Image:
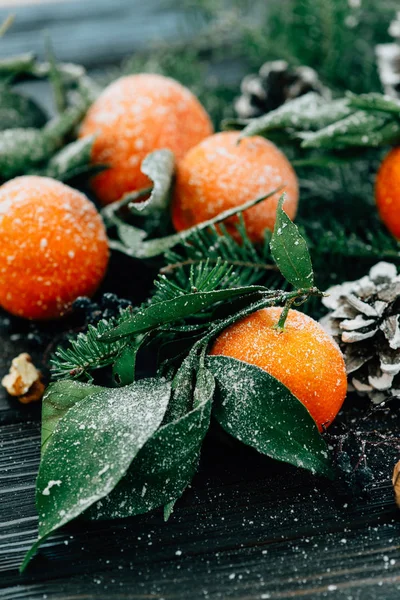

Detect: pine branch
[161, 216, 281, 289]
[50, 308, 134, 380]
[50, 259, 249, 380]
[152, 257, 240, 303]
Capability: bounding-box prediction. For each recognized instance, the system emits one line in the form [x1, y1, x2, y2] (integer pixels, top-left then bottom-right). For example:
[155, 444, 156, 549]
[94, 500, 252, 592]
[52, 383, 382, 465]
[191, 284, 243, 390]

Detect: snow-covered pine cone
[321, 262, 400, 404]
[234, 60, 331, 119]
[376, 11, 400, 99]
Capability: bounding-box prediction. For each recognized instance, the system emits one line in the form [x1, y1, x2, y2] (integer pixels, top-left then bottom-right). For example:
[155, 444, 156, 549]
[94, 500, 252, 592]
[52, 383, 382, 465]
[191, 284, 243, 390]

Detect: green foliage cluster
[24, 200, 332, 571]
[0, 52, 100, 183]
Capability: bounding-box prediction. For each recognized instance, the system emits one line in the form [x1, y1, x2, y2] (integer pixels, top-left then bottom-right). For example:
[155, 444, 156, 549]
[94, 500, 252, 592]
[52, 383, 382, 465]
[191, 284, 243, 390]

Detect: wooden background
[1, 1, 400, 598]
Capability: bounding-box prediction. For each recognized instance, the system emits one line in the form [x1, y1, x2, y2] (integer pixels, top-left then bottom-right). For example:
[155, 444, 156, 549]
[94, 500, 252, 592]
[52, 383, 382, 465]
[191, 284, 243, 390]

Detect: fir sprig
[161, 215, 280, 288]
[50, 307, 134, 380]
[23, 198, 334, 573]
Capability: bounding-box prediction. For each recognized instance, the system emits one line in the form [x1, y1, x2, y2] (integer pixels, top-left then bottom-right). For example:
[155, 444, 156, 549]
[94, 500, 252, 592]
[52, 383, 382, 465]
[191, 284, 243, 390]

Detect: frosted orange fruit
[375, 147, 400, 239]
[210, 307, 347, 431]
[79, 73, 214, 205]
[0, 176, 109, 320]
[172, 131, 299, 243]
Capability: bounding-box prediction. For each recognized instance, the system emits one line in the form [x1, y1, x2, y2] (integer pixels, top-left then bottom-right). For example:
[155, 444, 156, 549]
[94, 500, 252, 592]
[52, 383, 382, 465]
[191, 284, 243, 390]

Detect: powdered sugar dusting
[211, 307, 347, 429]
[0, 175, 109, 318]
[174, 131, 298, 242]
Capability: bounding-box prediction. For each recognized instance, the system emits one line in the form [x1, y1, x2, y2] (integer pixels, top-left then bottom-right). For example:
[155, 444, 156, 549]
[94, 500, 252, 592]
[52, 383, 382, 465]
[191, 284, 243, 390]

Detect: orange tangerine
[375, 147, 400, 239]
[210, 307, 347, 431]
[0, 176, 109, 320]
[172, 131, 299, 243]
[79, 74, 214, 205]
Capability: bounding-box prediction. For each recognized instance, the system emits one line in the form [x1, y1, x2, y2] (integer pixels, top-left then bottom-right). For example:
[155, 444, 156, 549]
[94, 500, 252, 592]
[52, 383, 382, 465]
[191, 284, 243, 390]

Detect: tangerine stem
[274, 298, 296, 332]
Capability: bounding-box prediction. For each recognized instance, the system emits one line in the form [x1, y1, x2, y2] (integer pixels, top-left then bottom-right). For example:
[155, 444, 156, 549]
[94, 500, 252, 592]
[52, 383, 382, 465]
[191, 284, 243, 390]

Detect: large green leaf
[270, 195, 314, 289]
[102, 285, 267, 342]
[41, 380, 102, 454]
[86, 367, 214, 520]
[21, 378, 171, 571]
[207, 356, 333, 478]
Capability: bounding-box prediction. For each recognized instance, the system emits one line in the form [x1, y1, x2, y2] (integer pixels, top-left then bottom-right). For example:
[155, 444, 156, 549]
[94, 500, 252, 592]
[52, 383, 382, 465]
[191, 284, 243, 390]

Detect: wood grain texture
[0, 0, 205, 68]
[0, 415, 399, 598]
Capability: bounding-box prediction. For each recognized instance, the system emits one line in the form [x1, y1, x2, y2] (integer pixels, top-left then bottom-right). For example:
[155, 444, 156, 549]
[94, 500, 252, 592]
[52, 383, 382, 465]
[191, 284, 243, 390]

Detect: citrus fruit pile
[0, 73, 303, 320]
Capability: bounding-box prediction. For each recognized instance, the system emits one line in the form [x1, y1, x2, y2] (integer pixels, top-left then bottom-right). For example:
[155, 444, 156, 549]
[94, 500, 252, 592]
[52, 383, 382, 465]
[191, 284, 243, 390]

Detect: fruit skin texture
[172, 131, 299, 243]
[0, 176, 109, 320]
[210, 307, 347, 431]
[79, 73, 214, 205]
[375, 147, 400, 239]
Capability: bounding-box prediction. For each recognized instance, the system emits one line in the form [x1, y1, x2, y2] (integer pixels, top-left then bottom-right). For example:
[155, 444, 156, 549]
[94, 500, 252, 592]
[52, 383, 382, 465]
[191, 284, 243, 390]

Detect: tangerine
[210, 307, 347, 431]
[0, 176, 109, 320]
[79, 73, 213, 205]
[172, 131, 299, 243]
[375, 147, 400, 239]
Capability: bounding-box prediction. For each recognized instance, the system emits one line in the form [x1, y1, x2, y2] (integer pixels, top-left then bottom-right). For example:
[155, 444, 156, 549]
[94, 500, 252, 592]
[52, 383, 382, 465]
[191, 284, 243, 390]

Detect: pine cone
[376, 12, 400, 99]
[321, 262, 400, 404]
[234, 60, 331, 119]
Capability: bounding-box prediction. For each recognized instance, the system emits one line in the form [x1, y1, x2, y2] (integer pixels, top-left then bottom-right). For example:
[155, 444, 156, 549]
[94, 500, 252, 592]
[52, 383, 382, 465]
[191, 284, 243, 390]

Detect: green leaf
[0, 102, 87, 180]
[86, 368, 214, 521]
[207, 356, 333, 478]
[21, 378, 171, 571]
[45, 135, 97, 181]
[0, 84, 47, 130]
[0, 128, 48, 180]
[110, 188, 281, 259]
[168, 352, 198, 421]
[270, 195, 314, 289]
[300, 111, 395, 150]
[112, 339, 144, 386]
[0, 53, 36, 80]
[347, 92, 400, 116]
[41, 380, 102, 454]
[238, 93, 352, 139]
[102, 285, 267, 342]
[128, 149, 175, 217]
[45, 34, 67, 114]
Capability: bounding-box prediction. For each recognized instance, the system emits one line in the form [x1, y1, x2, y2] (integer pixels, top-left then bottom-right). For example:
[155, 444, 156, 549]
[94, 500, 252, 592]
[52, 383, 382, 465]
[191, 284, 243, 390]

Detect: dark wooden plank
[0, 420, 399, 597]
[0, 1, 206, 68]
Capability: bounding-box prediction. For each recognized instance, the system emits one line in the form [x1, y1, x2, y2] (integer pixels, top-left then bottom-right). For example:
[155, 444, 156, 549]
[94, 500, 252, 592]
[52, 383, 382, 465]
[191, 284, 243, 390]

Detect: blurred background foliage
[111, 0, 399, 126]
[110, 0, 400, 299]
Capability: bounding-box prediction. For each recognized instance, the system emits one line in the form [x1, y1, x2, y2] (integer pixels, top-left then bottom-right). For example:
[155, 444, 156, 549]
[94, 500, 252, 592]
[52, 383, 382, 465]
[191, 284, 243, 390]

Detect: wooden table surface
[1, 2, 400, 599]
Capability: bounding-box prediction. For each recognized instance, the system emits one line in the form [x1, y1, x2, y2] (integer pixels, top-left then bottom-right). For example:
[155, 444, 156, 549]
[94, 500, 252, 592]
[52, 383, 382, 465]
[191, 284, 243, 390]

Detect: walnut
[1, 353, 45, 404]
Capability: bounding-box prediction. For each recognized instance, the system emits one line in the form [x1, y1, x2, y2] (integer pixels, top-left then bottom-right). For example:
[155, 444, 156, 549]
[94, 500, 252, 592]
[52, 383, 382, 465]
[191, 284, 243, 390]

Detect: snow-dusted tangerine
[79, 73, 214, 205]
[375, 147, 400, 239]
[210, 307, 347, 431]
[172, 131, 299, 243]
[0, 176, 109, 320]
